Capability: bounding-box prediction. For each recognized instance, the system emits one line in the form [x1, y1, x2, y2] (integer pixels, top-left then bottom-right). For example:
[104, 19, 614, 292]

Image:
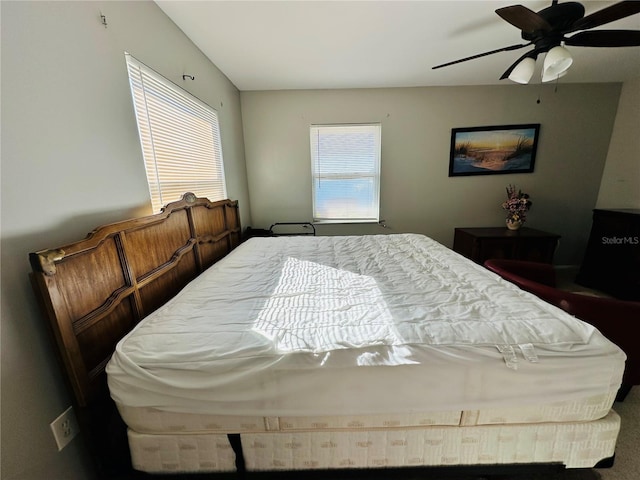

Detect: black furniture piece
[269, 222, 316, 236]
[453, 226, 560, 264]
[244, 222, 316, 239]
[576, 208, 640, 301]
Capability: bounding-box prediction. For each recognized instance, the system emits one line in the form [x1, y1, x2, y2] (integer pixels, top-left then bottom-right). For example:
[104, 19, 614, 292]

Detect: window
[310, 124, 381, 223]
[125, 53, 227, 212]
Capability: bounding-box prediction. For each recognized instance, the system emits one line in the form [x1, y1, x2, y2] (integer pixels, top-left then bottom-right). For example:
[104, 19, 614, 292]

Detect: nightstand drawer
[453, 227, 560, 264]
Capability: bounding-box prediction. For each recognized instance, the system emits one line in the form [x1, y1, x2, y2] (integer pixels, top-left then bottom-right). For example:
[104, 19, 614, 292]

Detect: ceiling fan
[432, 1, 640, 84]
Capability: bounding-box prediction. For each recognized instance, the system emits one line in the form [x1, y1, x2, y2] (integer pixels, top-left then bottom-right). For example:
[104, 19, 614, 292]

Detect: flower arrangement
[502, 184, 532, 228]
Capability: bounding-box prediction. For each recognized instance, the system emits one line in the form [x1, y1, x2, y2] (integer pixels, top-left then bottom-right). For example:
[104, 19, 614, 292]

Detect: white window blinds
[125, 53, 227, 212]
[310, 124, 381, 222]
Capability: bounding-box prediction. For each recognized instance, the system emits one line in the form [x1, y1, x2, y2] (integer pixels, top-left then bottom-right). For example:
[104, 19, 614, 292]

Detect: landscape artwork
[449, 124, 540, 177]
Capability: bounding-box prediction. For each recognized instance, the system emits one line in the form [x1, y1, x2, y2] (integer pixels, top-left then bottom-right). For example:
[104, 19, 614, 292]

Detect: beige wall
[596, 77, 640, 209]
[0, 1, 249, 479]
[241, 83, 622, 264]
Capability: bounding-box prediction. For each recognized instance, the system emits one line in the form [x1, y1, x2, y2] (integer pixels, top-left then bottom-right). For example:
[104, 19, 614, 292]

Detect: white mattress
[116, 388, 618, 434]
[106, 234, 625, 416]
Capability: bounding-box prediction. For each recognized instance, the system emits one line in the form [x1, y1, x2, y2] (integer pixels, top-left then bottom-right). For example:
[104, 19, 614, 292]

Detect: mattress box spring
[127, 410, 620, 474]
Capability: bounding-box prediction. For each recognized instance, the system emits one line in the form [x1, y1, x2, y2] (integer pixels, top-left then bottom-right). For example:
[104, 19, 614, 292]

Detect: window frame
[309, 123, 382, 224]
[125, 53, 227, 212]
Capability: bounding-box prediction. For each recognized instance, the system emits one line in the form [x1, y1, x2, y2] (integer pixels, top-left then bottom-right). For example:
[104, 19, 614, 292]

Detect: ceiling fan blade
[432, 43, 531, 70]
[565, 30, 640, 47]
[495, 5, 551, 33]
[567, 1, 640, 33]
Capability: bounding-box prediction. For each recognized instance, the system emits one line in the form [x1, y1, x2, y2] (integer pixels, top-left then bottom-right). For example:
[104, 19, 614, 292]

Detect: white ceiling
[156, 1, 640, 91]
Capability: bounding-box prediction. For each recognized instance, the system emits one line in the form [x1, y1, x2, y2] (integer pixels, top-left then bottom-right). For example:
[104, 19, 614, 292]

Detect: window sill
[313, 220, 381, 225]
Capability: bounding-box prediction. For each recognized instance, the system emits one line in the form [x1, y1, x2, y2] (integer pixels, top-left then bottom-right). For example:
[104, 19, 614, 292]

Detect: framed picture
[449, 124, 540, 177]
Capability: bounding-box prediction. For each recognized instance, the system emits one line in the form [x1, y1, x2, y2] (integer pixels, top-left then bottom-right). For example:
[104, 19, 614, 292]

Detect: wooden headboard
[29, 193, 241, 408]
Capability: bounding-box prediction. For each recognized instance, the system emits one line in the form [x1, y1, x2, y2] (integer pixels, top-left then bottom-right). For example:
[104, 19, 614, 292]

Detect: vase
[506, 219, 522, 231]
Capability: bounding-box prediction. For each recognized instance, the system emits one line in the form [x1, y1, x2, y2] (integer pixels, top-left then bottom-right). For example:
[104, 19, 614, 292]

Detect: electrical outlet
[50, 406, 79, 451]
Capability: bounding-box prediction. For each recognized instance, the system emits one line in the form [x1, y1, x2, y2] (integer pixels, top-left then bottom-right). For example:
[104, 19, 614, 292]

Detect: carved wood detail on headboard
[29, 194, 241, 407]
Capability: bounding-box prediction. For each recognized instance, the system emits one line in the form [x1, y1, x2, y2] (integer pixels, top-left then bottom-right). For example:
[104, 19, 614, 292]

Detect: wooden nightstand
[453, 227, 560, 264]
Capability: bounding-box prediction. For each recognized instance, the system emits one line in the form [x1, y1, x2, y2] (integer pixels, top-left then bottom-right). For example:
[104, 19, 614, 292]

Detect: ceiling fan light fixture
[542, 46, 572, 82]
[542, 68, 568, 83]
[508, 57, 536, 84]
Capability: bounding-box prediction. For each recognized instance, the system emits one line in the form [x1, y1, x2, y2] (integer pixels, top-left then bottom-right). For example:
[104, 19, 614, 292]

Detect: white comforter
[106, 234, 624, 415]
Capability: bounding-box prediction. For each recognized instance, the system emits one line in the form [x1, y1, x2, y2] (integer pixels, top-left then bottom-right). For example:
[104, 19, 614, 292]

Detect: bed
[29, 194, 625, 478]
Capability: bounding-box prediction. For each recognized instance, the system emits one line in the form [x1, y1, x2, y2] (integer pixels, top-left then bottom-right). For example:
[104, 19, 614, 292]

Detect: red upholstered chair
[484, 258, 640, 401]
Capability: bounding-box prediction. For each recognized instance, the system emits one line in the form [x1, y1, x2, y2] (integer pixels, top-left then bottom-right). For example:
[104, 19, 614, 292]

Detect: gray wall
[0, 1, 249, 479]
[241, 84, 622, 264]
[597, 77, 640, 209]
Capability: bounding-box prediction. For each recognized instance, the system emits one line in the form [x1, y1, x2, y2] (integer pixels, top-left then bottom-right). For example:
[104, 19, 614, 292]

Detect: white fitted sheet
[106, 234, 625, 416]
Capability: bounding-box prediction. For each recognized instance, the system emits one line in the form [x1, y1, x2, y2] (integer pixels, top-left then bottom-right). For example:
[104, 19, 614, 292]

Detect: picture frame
[449, 124, 540, 177]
